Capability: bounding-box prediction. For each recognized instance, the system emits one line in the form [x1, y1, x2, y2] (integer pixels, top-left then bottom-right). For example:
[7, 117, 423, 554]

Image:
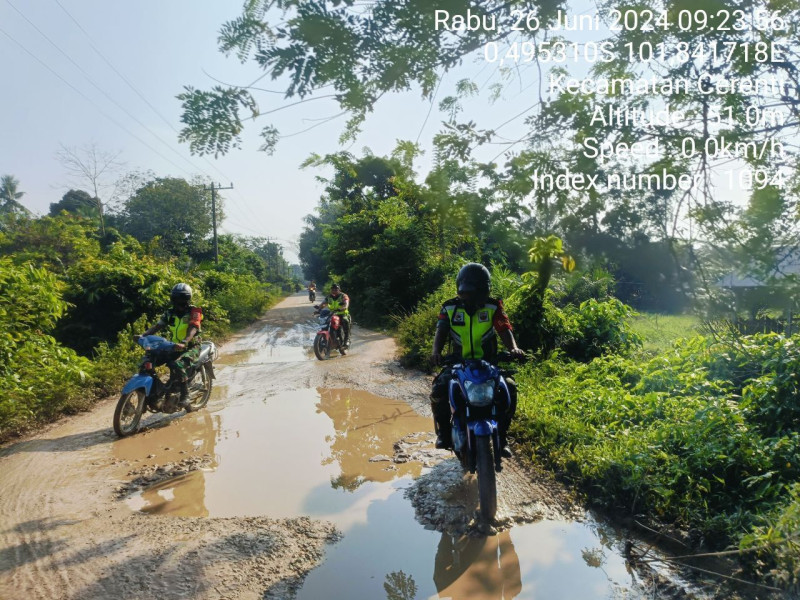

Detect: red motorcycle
[313, 306, 346, 359]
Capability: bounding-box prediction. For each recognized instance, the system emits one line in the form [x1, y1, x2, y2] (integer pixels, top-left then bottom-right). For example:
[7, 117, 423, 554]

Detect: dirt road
[1, 293, 577, 600]
[7, 295, 708, 600]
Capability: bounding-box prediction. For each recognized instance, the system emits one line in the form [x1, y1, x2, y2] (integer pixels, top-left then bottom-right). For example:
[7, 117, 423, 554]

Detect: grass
[629, 312, 702, 353]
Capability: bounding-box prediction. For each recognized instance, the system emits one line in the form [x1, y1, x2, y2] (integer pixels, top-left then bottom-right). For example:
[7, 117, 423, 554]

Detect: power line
[8, 0, 265, 230]
[4, 0, 208, 178]
[0, 26, 198, 179]
[50, 0, 266, 225]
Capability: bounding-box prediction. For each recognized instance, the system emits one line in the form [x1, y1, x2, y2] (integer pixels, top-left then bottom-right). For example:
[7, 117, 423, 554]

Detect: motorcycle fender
[468, 419, 497, 437]
[317, 331, 331, 341]
[122, 374, 154, 396]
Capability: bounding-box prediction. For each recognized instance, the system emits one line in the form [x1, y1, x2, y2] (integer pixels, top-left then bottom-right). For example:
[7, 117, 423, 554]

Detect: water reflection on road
[117, 383, 640, 599]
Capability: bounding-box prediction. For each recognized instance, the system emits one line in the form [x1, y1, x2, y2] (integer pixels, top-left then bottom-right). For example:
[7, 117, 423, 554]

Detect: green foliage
[502, 239, 637, 360]
[561, 299, 642, 361]
[0, 215, 102, 271]
[0, 202, 286, 439]
[513, 330, 800, 582]
[299, 149, 463, 327]
[56, 243, 198, 355]
[0, 174, 28, 216]
[741, 483, 800, 590]
[0, 259, 92, 436]
[201, 270, 272, 327]
[49, 189, 99, 218]
[394, 276, 458, 371]
[116, 177, 218, 257]
[0, 258, 68, 337]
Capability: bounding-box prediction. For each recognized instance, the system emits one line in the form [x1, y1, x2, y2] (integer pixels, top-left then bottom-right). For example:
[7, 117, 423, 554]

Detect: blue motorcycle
[445, 352, 521, 521]
[113, 335, 218, 437]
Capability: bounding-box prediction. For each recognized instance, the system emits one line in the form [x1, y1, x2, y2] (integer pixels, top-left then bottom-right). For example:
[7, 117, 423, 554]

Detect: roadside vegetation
[292, 145, 799, 590]
[0, 178, 295, 442]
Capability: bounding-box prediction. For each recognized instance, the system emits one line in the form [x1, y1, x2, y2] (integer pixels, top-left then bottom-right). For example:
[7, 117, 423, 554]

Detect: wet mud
[1, 293, 717, 599]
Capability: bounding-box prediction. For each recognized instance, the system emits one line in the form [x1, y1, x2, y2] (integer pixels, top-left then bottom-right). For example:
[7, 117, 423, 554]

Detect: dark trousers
[167, 347, 200, 383]
[339, 313, 351, 345]
[430, 368, 517, 443]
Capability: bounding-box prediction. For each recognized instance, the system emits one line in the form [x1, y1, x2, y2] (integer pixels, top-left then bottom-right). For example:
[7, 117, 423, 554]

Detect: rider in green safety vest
[135, 283, 203, 410]
[318, 283, 351, 353]
[430, 263, 525, 456]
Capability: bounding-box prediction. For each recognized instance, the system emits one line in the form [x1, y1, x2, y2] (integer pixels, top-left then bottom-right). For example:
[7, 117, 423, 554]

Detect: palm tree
[0, 175, 30, 215]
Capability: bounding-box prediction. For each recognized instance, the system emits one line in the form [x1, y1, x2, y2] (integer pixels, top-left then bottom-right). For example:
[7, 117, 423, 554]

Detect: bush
[0, 259, 93, 436]
[56, 244, 187, 354]
[91, 315, 149, 395]
[741, 483, 800, 590]
[394, 279, 455, 371]
[506, 290, 640, 361]
[562, 298, 642, 361]
[201, 270, 272, 328]
[512, 330, 800, 581]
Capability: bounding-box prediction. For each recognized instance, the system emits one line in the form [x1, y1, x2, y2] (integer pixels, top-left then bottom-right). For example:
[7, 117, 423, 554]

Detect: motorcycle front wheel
[186, 363, 213, 412]
[113, 389, 146, 437]
[313, 333, 331, 360]
[475, 435, 497, 521]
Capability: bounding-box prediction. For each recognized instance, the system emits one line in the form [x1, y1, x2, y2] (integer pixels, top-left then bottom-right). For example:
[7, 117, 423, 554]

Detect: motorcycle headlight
[464, 380, 495, 406]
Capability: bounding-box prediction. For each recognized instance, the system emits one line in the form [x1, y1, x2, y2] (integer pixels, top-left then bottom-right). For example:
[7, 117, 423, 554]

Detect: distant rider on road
[429, 263, 525, 457]
[318, 283, 351, 350]
[135, 283, 203, 410]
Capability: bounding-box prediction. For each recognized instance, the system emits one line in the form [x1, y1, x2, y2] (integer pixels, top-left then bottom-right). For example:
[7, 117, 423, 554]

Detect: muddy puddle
[112, 382, 660, 599]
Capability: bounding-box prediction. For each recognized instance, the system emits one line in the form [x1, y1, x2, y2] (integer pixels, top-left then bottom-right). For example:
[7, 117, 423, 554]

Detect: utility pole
[203, 182, 233, 264]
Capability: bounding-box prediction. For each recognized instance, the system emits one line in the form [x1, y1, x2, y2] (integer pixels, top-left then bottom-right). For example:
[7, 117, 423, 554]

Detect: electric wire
[13, 0, 268, 233]
[0, 25, 197, 179]
[51, 0, 266, 225]
[4, 0, 208, 178]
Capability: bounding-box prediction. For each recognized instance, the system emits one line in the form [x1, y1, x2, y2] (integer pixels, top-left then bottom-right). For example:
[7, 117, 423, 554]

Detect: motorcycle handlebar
[440, 351, 528, 367]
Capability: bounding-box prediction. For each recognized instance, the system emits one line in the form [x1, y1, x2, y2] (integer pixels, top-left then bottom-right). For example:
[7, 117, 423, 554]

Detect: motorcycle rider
[308, 280, 317, 300]
[430, 263, 525, 457]
[318, 283, 351, 351]
[135, 283, 203, 411]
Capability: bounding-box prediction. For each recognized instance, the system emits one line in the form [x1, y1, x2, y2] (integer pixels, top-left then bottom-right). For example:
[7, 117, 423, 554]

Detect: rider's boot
[499, 430, 512, 458]
[432, 400, 452, 450]
[178, 381, 192, 412]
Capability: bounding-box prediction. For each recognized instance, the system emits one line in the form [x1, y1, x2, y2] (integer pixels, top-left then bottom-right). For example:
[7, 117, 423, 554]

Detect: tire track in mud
[1, 293, 691, 600]
[0, 294, 370, 599]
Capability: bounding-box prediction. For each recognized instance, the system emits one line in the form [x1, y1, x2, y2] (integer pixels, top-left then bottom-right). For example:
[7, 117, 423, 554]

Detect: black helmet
[170, 282, 192, 305]
[456, 263, 491, 296]
[330, 282, 340, 290]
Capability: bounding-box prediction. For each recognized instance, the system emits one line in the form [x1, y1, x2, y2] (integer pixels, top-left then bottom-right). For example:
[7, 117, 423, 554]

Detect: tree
[181, 0, 800, 311]
[56, 143, 124, 235]
[0, 175, 29, 216]
[117, 177, 220, 257]
[49, 189, 100, 218]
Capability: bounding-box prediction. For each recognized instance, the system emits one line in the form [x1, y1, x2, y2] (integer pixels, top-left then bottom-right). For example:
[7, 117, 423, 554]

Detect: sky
[0, 0, 461, 262]
[0, 0, 753, 265]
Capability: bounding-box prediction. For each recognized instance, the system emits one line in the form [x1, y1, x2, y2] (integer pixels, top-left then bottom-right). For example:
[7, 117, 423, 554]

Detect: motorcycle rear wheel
[313, 333, 331, 360]
[475, 435, 497, 521]
[113, 389, 146, 437]
[186, 363, 213, 412]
